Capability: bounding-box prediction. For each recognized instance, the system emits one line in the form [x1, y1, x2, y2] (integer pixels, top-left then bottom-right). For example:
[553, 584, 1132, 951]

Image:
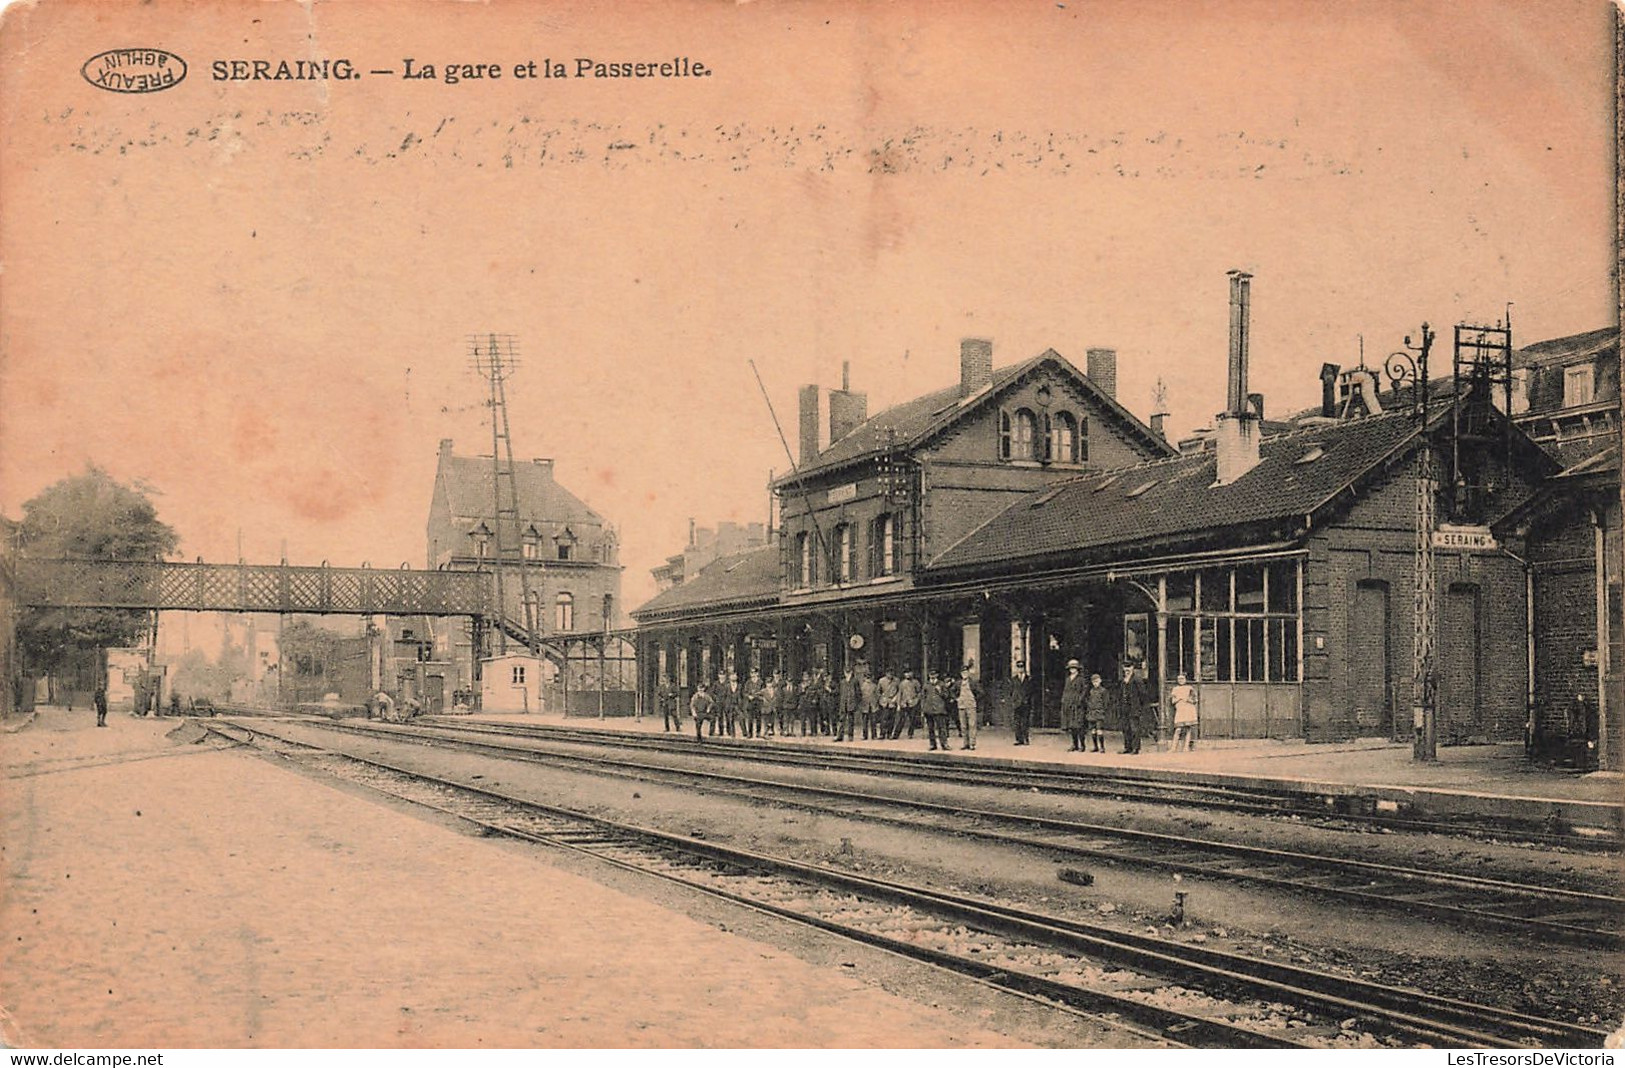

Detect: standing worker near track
[775, 672, 798, 738]
[859, 670, 880, 740]
[1114, 663, 1151, 755]
[657, 677, 680, 732]
[922, 670, 951, 751]
[1010, 660, 1035, 746]
[797, 671, 820, 737]
[835, 665, 859, 742]
[895, 670, 921, 740]
[956, 661, 982, 751]
[877, 670, 900, 740]
[689, 681, 715, 742]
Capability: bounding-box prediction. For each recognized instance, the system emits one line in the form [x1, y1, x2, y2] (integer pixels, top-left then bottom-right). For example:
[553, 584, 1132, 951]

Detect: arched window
[555, 592, 575, 632]
[1012, 409, 1037, 461]
[1078, 415, 1089, 462]
[872, 514, 897, 577]
[1051, 411, 1079, 464]
[833, 523, 854, 584]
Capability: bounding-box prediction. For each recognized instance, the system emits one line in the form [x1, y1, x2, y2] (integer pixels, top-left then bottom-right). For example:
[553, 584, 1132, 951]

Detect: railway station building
[632, 291, 1619, 765]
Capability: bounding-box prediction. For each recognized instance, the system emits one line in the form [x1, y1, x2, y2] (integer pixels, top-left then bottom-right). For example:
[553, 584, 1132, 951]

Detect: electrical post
[1383, 324, 1437, 761]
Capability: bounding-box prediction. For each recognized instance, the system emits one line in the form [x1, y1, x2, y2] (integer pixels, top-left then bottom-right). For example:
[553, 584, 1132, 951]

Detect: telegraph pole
[469, 334, 539, 657]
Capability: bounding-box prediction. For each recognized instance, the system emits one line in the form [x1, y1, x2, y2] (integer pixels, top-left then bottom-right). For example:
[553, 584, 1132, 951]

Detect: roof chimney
[1150, 412, 1167, 439]
[828, 363, 869, 444]
[798, 384, 821, 465]
[1086, 348, 1118, 399]
[1247, 392, 1265, 420]
[1226, 270, 1252, 417]
[960, 337, 993, 398]
[1215, 270, 1261, 484]
[1319, 363, 1340, 418]
[438, 438, 454, 464]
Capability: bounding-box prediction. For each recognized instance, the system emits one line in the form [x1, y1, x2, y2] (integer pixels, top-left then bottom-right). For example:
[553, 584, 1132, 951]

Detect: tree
[16, 466, 179, 687]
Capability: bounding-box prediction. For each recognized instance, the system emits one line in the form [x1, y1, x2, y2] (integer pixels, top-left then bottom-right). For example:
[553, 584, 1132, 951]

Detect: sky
[1, 0, 1617, 613]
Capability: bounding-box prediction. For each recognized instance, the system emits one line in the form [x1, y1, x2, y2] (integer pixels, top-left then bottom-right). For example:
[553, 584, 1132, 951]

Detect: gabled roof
[437, 453, 603, 528]
[776, 351, 1174, 487]
[631, 545, 780, 622]
[930, 402, 1554, 574]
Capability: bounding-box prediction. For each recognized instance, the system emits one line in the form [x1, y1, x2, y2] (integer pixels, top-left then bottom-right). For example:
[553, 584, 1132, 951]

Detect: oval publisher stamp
[81, 49, 187, 93]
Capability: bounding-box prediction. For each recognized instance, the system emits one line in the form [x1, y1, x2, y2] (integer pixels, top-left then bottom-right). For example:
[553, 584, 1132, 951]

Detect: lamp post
[1384, 324, 1437, 761]
[471, 521, 495, 681]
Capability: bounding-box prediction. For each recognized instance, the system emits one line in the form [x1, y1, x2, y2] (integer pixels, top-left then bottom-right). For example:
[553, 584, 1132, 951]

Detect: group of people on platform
[656, 659, 1201, 753]
[657, 663, 990, 749]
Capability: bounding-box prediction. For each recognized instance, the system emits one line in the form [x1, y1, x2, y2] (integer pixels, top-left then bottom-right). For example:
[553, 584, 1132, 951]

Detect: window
[872, 514, 898, 577]
[1164, 562, 1301, 684]
[833, 524, 854, 584]
[795, 532, 813, 587]
[511, 664, 527, 685]
[1564, 364, 1596, 408]
[555, 592, 575, 632]
[1078, 416, 1089, 462]
[557, 543, 573, 561]
[998, 411, 1012, 460]
[1012, 409, 1038, 460]
[1051, 411, 1079, 464]
[522, 541, 538, 560]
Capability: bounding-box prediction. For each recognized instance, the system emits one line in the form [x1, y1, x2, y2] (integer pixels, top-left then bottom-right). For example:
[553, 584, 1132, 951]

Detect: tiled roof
[631, 545, 780, 621]
[779, 351, 1172, 485]
[438, 454, 603, 527]
[929, 411, 1432, 573]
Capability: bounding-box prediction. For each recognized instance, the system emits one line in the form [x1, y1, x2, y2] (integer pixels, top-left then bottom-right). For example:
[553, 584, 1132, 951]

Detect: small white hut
[480, 653, 546, 713]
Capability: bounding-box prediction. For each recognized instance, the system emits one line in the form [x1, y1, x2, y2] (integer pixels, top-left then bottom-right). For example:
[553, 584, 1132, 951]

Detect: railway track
[206, 719, 1609, 1049]
[411, 716, 1621, 850]
[245, 715, 1625, 951]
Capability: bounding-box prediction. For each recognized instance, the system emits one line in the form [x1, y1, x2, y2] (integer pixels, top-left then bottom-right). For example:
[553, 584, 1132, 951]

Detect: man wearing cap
[957, 660, 982, 750]
[1011, 660, 1035, 745]
[894, 670, 922, 739]
[1114, 663, 1152, 754]
[922, 669, 951, 751]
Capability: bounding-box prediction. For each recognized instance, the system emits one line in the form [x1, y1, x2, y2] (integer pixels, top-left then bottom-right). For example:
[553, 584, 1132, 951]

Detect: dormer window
[1564, 364, 1595, 408]
[554, 527, 577, 561]
[522, 524, 541, 560]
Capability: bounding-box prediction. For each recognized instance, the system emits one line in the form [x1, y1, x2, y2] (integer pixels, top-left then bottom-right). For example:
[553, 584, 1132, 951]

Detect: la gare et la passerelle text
[211, 57, 712, 83]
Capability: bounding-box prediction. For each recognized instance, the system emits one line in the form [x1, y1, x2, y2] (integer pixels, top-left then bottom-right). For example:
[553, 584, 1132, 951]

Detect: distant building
[422, 438, 629, 712]
[651, 520, 769, 591]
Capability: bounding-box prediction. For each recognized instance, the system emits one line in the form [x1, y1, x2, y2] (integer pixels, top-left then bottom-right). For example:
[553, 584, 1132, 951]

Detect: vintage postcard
[0, 0, 1620, 1055]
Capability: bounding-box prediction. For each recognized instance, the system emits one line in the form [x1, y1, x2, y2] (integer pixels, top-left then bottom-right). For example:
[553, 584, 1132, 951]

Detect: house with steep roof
[410, 439, 628, 713]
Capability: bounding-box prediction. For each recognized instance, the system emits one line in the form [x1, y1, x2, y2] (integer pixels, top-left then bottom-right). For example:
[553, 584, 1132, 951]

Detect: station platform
[0, 704, 1039, 1047]
[458, 709, 1625, 838]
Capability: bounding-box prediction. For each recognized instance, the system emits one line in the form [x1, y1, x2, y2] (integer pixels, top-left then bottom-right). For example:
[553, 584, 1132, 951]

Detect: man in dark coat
[93, 686, 108, 728]
[1010, 661, 1035, 745]
[1114, 663, 1153, 754]
[689, 682, 714, 742]
[836, 666, 859, 742]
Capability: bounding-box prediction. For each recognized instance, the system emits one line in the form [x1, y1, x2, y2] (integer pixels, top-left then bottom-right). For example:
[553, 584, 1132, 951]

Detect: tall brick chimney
[798, 385, 821, 465]
[1320, 363, 1340, 417]
[828, 360, 869, 444]
[960, 338, 993, 398]
[1214, 270, 1261, 485]
[1086, 347, 1118, 399]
